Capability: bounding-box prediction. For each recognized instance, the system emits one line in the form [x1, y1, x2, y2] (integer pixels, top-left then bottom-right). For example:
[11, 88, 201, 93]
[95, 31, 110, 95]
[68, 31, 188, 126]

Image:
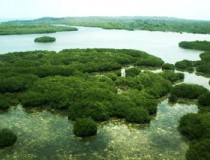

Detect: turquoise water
[0, 100, 198, 160]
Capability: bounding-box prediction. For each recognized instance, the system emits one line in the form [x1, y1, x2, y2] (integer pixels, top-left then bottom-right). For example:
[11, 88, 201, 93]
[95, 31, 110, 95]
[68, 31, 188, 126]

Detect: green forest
[179, 41, 210, 51]
[0, 49, 172, 139]
[174, 40, 210, 159]
[176, 41, 210, 76]
[1, 16, 210, 34]
[0, 48, 210, 159]
[0, 23, 78, 35]
[34, 36, 56, 43]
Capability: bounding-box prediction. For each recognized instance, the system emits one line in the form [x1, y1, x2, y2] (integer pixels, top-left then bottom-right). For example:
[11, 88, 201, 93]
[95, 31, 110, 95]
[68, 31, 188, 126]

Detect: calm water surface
[1, 27, 210, 63]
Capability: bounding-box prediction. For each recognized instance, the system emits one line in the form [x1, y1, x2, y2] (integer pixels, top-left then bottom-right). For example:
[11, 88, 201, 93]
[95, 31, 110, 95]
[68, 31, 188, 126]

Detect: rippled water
[0, 100, 198, 160]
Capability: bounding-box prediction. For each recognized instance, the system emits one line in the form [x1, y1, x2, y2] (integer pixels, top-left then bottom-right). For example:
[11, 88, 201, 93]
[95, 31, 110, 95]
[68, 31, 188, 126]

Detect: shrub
[126, 108, 150, 124]
[160, 71, 184, 83]
[175, 60, 194, 72]
[34, 36, 56, 43]
[178, 113, 204, 140]
[0, 74, 39, 93]
[126, 68, 141, 77]
[168, 94, 178, 103]
[186, 139, 210, 160]
[178, 113, 210, 140]
[136, 58, 164, 67]
[73, 118, 97, 137]
[171, 83, 208, 99]
[198, 92, 210, 106]
[0, 129, 17, 148]
[162, 63, 175, 70]
[179, 41, 210, 51]
[0, 93, 17, 110]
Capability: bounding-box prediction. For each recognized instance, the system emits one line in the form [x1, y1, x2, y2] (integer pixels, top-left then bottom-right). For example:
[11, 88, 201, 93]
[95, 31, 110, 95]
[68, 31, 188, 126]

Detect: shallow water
[0, 100, 198, 160]
[1, 27, 210, 63]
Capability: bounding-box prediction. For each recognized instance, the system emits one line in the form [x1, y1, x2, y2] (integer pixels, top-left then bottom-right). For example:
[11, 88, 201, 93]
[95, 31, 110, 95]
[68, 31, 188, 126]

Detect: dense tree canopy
[34, 36, 56, 43]
[0, 129, 17, 148]
[4, 16, 210, 34]
[73, 118, 97, 137]
[171, 83, 208, 99]
[179, 41, 210, 51]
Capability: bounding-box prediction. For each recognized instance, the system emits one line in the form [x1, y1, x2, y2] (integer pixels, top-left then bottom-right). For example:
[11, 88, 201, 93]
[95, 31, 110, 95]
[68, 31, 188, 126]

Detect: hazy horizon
[0, 0, 210, 21]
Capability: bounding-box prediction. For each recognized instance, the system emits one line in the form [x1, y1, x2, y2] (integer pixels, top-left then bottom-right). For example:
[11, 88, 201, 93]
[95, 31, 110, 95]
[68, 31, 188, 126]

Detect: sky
[0, 0, 210, 20]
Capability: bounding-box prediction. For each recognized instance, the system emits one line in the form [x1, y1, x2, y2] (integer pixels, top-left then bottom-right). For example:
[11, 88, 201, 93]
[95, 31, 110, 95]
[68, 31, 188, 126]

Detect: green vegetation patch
[175, 60, 194, 72]
[0, 93, 18, 110]
[73, 118, 97, 137]
[162, 63, 175, 70]
[198, 92, 210, 106]
[3, 16, 210, 34]
[0, 24, 78, 35]
[0, 129, 17, 148]
[171, 83, 208, 99]
[0, 49, 164, 78]
[0, 49, 178, 137]
[177, 41, 210, 76]
[179, 41, 210, 51]
[196, 52, 210, 76]
[159, 71, 184, 83]
[126, 108, 150, 124]
[186, 139, 210, 160]
[34, 36, 56, 43]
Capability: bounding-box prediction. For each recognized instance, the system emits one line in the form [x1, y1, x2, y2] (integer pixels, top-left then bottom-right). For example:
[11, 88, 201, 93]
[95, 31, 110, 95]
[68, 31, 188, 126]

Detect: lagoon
[0, 26, 210, 160]
[1, 27, 210, 63]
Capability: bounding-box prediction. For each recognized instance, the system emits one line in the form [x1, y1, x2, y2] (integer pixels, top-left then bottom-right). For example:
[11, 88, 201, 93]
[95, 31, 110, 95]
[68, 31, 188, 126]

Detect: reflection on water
[0, 100, 198, 160]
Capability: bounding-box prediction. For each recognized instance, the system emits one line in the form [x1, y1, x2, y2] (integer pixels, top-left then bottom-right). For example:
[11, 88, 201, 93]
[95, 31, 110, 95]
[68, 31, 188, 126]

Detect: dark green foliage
[179, 112, 210, 159]
[136, 58, 164, 67]
[0, 24, 77, 35]
[198, 92, 210, 106]
[162, 63, 175, 70]
[34, 36, 56, 43]
[168, 94, 178, 103]
[159, 71, 184, 83]
[126, 108, 150, 124]
[0, 16, 210, 34]
[195, 52, 210, 76]
[175, 60, 194, 72]
[179, 41, 210, 51]
[179, 113, 205, 140]
[73, 118, 97, 137]
[123, 90, 158, 115]
[171, 83, 208, 99]
[0, 49, 170, 125]
[186, 139, 210, 160]
[196, 64, 210, 75]
[24, 16, 210, 34]
[126, 67, 141, 77]
[0, 49, 163, 78]
[0, 74, 39, 93]
[200, 52, 210, 62]
[178, 42, 210, 76]
[116, 72, 172, 98]
[0, 93, 18, 110]
[0, 129, 17, 148]
[179, 113, 210, 140]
